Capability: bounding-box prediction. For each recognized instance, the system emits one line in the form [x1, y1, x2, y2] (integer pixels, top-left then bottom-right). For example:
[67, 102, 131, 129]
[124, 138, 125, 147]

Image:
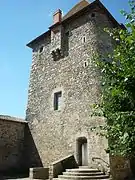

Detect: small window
[54, 91, 62, 111]
[84, 61, 88, 67]
[65, 31, 69, 36]
[39, 46, 44, 53]
[84, 61, 87, 67]
[64, 31, 70, 54]
[82, 36, 86, 43]
[91, 13, 95, 18]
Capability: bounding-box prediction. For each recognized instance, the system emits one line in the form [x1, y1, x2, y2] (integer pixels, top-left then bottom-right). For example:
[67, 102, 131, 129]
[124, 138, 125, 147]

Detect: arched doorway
[76, 137, 88, 166]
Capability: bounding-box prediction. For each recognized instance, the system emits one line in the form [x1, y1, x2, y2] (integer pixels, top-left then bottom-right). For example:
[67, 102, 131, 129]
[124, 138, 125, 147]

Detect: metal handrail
[92, 157, 110, 175]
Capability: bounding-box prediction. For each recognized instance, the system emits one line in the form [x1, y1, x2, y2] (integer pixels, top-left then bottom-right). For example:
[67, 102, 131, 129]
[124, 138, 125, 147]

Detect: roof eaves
[26, 29, 51, 48]
[62, 0, 120, 27]
[49, 22, 61, 30]
[26, 1, 94, 48]
[96, 0, 120, 27]
[27, 0, 121, 48]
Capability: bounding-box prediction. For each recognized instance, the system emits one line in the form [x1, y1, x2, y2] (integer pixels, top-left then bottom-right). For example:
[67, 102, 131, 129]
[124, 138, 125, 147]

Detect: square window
[54, 91, 62, 111]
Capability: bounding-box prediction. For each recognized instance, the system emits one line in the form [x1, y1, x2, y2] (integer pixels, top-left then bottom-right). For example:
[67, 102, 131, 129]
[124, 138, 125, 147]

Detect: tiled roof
[62, 0, 90, 21]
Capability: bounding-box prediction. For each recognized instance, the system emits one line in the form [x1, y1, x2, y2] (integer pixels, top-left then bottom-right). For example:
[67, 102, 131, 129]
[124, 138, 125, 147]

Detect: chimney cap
[53, 9, 62, 16]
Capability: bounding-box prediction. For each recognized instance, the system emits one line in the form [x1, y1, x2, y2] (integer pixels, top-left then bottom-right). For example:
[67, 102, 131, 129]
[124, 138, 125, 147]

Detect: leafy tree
[94, 0, 135, 157]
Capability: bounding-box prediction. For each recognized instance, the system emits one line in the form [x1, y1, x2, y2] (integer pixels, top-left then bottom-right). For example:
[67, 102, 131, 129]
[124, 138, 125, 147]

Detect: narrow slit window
[64, 31, 69, 52]
[65, 31, 69, 37]
[91, 13, 95, 18]
[82, 36, 86, 43]
[39, 46, 44, 53]
[54, 91, 62, 111]
[84, 60, 88, 68]
[84, 61, 87, 67]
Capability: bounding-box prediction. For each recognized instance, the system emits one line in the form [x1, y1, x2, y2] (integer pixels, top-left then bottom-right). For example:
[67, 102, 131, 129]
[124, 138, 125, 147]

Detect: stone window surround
[50, 87, 65, 112]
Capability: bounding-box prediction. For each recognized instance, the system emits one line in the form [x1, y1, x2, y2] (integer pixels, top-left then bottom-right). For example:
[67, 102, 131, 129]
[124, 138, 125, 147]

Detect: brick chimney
[53, 9, 62, 24]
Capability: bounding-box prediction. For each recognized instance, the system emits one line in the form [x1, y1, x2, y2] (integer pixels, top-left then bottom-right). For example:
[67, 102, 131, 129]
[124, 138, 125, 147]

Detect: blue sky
[0, 0, 130, 118]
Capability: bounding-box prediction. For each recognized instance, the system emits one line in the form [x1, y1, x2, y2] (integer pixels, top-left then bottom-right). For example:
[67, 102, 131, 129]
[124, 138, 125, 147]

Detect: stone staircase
[58, 166, 110, 180]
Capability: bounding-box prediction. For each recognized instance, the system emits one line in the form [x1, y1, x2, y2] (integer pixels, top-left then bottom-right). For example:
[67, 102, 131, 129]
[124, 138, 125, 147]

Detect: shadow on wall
[0, 123, 43, 179]
[22, 124, 43, 169]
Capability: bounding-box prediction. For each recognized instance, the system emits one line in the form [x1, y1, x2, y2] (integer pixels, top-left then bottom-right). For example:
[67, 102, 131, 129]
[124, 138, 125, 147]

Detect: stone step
[63, 172, 104, 176]
[79, 166, 89, 169]
[58, 175, 109, 179]
[66, 169, 100, 173]
[58, 177, 109, 180]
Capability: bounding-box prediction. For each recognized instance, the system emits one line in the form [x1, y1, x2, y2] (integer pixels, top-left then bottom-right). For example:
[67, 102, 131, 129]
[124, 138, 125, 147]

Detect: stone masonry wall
[26, 7, 115, 169]
[0, 115, 27, 172]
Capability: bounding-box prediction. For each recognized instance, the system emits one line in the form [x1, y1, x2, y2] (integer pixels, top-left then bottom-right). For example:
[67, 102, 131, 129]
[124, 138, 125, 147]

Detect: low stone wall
[50, 154, 78, 178]
[0, 115, 27, 173]
[110, 156, 132, 180]
[29, 167, 49, 179]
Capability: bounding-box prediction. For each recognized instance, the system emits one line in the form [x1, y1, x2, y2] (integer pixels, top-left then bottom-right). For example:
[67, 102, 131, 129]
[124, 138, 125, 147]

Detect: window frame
[54, 91, 62, 111]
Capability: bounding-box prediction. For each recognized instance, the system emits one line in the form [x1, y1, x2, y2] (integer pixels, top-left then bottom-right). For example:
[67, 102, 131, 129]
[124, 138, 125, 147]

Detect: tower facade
[26, 0, 120, 169]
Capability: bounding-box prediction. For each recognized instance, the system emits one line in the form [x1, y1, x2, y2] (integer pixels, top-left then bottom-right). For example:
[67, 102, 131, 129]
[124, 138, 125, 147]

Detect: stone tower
[26, 0, 121, 169]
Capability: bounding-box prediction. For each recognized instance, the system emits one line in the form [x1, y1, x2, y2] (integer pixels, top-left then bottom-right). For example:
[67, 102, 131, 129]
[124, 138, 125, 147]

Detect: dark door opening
[76, 137, 88, 166]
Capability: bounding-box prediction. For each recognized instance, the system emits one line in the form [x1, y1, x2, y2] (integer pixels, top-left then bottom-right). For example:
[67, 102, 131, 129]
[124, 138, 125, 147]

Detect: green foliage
[94, 0, 135, 157]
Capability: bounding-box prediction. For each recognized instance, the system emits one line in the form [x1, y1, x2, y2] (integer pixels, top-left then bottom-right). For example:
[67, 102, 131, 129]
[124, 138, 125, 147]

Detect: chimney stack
[53, 9, 62, 24]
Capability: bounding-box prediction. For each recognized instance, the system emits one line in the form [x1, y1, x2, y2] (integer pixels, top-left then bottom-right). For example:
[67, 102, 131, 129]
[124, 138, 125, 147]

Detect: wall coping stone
[51, 154, 74, 165]
[0, 115, 27, 124]
[30, 167, 49, 170]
